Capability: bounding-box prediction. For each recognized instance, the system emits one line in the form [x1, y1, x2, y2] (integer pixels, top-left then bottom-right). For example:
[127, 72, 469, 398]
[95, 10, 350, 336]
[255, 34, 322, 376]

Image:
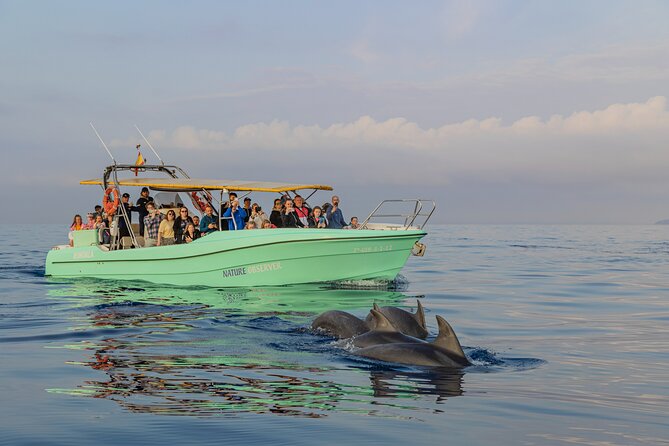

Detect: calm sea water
[1, 224, 668, 445]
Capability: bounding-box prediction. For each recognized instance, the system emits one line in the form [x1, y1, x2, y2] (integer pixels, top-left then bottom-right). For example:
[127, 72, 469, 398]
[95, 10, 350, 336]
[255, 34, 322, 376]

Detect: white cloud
[152, 95, 668, 145]
[115, 96, 669, 186]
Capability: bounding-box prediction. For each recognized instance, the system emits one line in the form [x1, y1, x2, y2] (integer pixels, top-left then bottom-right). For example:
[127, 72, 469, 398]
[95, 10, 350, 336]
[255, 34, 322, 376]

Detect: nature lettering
[222, 267, 247, 278]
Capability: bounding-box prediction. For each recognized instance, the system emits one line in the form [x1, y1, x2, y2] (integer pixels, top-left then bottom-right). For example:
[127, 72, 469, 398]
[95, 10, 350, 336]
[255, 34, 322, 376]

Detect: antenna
[135, 125, 164, 165]
[89, 122, 116, 164]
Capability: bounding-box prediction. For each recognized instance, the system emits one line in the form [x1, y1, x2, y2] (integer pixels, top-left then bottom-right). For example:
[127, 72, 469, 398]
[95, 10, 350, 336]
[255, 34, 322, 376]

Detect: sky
[1, 0, 669, 224]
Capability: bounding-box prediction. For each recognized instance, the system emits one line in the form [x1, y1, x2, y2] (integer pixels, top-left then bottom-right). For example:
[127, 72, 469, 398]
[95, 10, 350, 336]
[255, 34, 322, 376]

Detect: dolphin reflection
[47, 289, 463, 418]
[368, 369, 464, 402]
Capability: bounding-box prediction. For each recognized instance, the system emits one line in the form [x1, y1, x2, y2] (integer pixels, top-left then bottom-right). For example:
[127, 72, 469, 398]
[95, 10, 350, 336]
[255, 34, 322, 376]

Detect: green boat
[45, 162, 434, 287]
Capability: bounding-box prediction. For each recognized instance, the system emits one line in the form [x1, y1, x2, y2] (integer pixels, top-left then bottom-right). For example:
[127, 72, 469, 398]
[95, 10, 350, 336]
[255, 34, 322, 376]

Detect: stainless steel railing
[360, 199, 436, 230]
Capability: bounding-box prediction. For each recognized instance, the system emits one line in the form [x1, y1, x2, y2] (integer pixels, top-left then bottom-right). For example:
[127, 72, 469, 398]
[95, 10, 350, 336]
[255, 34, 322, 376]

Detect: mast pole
[135, 125, 165, 165]
[89, 122, 116, 164]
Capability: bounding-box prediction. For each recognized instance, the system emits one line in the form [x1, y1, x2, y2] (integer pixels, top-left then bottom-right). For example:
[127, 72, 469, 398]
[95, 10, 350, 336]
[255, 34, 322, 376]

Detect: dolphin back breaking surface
[353, 315, 471, 368]
[312, 301, 471, 369]
[351, 309, 427, 348]
[366, 300, 428, 339]
[311, 310, 369, 339]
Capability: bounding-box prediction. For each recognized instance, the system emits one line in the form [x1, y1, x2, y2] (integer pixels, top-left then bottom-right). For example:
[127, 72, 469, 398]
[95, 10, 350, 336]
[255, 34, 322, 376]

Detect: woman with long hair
[282, 199, 305, 228]
[181, 222, 201, 243]
[308, 206, 327, 228]
[68, 214, 85, 246]
[70, 214, 84, 231]
[270, 198, 284, 228]
[174, 207, 194, 243]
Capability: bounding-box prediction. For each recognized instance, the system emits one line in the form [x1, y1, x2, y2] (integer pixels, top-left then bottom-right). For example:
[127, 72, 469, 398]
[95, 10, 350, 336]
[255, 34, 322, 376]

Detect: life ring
[103, 187, 120, 215]
[190, 191, 208, 212]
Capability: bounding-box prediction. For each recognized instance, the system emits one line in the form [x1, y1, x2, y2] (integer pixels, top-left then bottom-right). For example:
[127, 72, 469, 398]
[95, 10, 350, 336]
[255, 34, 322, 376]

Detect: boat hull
[45, 229, 426, 287]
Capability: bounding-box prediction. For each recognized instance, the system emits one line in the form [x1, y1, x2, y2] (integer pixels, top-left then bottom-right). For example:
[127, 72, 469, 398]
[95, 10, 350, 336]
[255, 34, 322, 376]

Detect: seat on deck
[72, 230, 99, 248]
[120, 236, 145, 249]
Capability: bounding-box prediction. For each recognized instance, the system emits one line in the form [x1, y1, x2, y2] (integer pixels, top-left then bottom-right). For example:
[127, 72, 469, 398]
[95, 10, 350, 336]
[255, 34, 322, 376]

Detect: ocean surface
[1, 224, 668, 445]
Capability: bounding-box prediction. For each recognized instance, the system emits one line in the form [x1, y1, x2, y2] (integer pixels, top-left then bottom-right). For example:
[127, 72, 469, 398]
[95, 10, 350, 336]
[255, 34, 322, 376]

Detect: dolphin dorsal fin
[412, 299, 426, 329]
[433, 315, 467, 360]
[369, 309, 397, 332]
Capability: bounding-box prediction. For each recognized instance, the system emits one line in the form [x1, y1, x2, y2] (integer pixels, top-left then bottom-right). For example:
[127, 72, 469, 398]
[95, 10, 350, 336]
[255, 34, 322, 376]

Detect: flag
[134, 144, 145, 176]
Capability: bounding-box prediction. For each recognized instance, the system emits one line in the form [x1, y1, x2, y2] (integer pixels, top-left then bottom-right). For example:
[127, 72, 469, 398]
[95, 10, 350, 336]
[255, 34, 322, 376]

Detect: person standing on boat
[143, 202, 163, 247]
[223, 199, 247, 230]
[118, 193, 137, 238]
[242, 197, 252, 224]
[326, 195, 346, 229]
[135, 187, 154, 237]
[157, 210, 176, 246]
[200, 204, 219, 235]
[251, 204, 268, 228]
[219, 192, 238, 231]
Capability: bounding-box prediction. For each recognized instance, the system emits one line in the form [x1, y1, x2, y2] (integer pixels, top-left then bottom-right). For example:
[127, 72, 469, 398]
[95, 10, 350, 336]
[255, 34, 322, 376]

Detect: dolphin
[311, 310, 370, 339]
[365, 300, 428, 339]
[353, 315, 471, 368]
[351, 309, 427, 348]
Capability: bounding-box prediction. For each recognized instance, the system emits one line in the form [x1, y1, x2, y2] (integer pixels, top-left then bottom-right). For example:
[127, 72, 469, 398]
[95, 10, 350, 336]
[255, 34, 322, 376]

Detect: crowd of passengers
[69, 186, 361, 247]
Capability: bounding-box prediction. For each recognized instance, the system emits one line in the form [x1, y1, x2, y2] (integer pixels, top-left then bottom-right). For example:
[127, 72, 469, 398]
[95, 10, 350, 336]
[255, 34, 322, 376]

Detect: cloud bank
[111, 96, 669, 186]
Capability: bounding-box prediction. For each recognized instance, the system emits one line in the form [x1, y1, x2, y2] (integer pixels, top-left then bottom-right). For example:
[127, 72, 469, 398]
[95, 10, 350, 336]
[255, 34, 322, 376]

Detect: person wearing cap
[135, 187, 154, 237]
[117, 192, 140, 239]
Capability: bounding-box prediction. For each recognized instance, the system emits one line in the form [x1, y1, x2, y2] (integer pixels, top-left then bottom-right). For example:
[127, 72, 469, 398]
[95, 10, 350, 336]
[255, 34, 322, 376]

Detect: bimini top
[80, 177, 333, 193]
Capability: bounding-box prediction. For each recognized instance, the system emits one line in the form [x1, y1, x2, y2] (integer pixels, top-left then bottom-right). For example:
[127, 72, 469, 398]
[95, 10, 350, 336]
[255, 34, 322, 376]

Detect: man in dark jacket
[135, 187, 154, 236]
[118, 193, 138, 238]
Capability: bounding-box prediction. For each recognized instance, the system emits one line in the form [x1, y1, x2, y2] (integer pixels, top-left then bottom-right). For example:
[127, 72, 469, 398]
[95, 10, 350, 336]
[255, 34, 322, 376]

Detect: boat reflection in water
[46, 280, 464, 417]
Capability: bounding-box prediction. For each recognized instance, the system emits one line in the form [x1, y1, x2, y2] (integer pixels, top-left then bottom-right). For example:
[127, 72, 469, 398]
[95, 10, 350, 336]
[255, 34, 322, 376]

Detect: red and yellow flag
[134, 144, 145, 176]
